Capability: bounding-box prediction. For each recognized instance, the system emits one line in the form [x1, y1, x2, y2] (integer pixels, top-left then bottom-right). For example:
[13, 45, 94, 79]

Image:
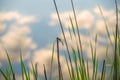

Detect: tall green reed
[113, 0, 119, 79]
[53, 0, 75, 79]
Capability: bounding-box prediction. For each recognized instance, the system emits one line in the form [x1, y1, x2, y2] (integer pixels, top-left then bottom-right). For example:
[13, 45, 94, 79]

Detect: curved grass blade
[0, 68, 7, 80]
[69, 16, 76, 36]
[5, 67, 10, 80]
[71, 46, 80, 80]
[31, 62, 38, 80]
[57, 37, 63, 80]
[20, 52, 29, 80]
[5, 49, 15, 80]
[20, 50, 24, 80]
[50, 43, 55, 80]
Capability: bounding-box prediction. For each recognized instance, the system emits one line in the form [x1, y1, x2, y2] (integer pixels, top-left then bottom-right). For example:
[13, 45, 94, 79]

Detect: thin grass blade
[50, 43, 55, 80]
[0, 68, 7, 80]
[98, 5, 114, 49]
[20, 52, 28, 80]
[57, 37, 63, 80]
[5, 49, 15, 80]
[52, 1, 74, 79]
[43, 64, 47, 80]
[65, 54, 73, 80]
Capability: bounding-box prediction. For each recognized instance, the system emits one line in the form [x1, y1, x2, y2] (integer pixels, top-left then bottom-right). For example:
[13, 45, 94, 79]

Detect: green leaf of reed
[5, 67, 10, 80]
[71, 46, 80, 80]
[20, 52, 29, 80]
[5, 50, 15, 80]
[31, 63, 37, 80]
[65, 54, 73, 80]
[50, 43, 55, 80]
[86, 59, 90, 80]
[0, 68, 7, 80]
[6, 51, 14, 75]
[69, 16, 76, 36]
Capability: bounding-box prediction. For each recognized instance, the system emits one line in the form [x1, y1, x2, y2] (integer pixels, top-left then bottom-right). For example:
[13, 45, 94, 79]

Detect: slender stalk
[50, 43, 55, 80]
[35, 63, 38, 80]
[70, 0, 83, 60]
[86, 60, 90, 80]
[113, 0, 118, 80]
[70, 0, 87, 79]
[43, 64, 47, 80]
[101, 60, 105, 80]
[53, 0, 75, 79]
[98, 5, 114, 49]
[65, 54, 73, 80]
[57, 37, 61, 80]
[13, 73, 15, 80]
[57, 37, 63, 80]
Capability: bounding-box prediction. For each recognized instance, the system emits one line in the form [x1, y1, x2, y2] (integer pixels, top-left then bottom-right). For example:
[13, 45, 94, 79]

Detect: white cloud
[0, 23, 6, 31]
[17, 16, 36, 25]
[49, 10, 94, 29]
[0, 11, 36, 24]
[1, 25, 36, 49]
[0, 11, 37, 65]
[0, 44, 7, 63]
[94, 20, 107, 35]
[0, 11, 20, 22]
[94, 7, 114, 18]
[77, 10, 94, 29]
[49, 11, 72, 27]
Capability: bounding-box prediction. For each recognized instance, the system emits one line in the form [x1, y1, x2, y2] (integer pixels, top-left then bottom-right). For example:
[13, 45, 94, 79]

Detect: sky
[0, 0, 120, 79]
